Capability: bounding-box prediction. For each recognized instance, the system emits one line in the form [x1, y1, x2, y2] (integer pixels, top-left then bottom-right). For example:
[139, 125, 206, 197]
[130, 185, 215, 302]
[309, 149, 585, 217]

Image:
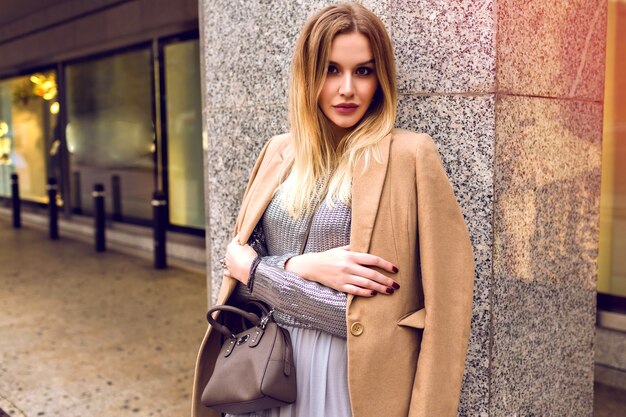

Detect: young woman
[192, 3, 474, 417]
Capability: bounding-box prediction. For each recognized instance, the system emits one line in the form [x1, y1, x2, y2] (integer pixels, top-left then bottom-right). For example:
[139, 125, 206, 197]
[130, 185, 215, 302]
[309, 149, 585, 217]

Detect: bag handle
[206, 305, 262, 338]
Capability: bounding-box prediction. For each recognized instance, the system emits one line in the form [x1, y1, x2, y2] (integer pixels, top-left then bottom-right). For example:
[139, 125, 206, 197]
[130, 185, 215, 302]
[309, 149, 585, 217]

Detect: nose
[338, 73, 354, 97]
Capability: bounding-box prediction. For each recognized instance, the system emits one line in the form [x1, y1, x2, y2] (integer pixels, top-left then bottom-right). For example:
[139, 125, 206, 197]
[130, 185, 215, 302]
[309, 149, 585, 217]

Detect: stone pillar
[199, 1, 606, 416]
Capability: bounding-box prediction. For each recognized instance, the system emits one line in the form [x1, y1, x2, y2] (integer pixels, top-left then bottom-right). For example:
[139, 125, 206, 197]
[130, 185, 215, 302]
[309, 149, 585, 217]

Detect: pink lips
[333, 102, 359, 114]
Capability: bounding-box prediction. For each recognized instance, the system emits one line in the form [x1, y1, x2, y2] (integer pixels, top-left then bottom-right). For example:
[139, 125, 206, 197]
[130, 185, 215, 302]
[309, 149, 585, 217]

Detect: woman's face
[318, 32, 379, 132]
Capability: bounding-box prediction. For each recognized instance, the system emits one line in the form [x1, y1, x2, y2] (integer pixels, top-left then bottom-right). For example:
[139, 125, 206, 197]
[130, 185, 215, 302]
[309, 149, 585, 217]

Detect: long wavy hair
[280, 2, 397, 217]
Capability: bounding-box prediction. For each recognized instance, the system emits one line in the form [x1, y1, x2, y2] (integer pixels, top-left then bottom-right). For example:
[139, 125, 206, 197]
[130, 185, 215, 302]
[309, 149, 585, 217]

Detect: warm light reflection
[30, 73, 57, 101]
[598, 0, 626, 297]
[50, 101, 60, 114]
[0, 137, 11, 165]
[0, 121, 8, 136]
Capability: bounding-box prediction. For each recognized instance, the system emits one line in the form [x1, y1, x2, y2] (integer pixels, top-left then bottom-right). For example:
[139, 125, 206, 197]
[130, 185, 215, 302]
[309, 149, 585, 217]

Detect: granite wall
[199, 1, 606, 416]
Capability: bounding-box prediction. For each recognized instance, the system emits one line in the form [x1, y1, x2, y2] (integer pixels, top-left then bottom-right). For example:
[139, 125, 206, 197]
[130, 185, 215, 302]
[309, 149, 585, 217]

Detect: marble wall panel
[490, 276, 596, 417]
[203, 105, 288, 303]
[391, 0, 496, 94]
[397, 93, 494, 417]
[492, 95, 602, 416]
[497, 0, 607, 100]
[494, 96, 602, 288]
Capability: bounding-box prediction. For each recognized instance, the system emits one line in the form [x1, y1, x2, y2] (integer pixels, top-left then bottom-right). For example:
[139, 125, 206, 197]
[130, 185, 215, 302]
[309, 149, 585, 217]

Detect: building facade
[0, 0, 205, 232]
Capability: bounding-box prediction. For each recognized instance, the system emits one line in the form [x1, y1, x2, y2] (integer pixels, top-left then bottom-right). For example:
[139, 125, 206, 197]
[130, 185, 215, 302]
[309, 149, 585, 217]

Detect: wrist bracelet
[247, 255, 262, 293]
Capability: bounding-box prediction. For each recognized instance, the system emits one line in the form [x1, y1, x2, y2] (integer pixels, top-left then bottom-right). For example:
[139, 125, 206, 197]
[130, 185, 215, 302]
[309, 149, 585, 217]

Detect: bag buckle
[259, 308, 274, 330]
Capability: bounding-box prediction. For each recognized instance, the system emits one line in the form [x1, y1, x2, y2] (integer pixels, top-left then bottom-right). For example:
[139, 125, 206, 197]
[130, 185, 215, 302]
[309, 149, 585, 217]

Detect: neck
[328, 124, 349, 150]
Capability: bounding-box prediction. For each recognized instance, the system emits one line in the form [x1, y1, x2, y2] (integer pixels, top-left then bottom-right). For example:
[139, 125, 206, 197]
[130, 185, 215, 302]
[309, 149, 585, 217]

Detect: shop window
[163, 39, 205, 229]
[0, 71, 59, 203]
[65, 49, 154, 222]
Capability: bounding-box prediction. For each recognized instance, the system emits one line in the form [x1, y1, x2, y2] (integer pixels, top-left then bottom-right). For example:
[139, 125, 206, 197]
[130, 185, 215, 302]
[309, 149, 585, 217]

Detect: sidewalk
[0, 218, 208, 417]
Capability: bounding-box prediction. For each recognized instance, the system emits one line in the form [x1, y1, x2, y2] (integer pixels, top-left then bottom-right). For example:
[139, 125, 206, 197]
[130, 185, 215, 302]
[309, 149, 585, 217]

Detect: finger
[342, 284, 377, 297]
[344, 275, 391, 295]
[350, 252, 398, 274]
[348, 264, 398, 289]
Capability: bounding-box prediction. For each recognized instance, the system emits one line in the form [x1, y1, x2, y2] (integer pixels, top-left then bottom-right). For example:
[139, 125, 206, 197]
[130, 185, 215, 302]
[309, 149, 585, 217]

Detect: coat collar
[218, 133, 392, 305]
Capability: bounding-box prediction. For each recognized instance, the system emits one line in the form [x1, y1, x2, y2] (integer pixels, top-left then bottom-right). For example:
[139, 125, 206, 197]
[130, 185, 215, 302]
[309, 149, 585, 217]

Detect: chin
[331, 117, 360, 129]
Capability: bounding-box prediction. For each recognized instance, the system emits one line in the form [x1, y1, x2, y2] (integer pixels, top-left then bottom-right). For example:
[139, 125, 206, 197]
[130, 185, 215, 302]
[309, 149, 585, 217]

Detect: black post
[47, 177, 59, 240]
[152, 190, 167, 269]
[111, 174, 122, 221]
[72, 171, 82, 214]
[93, 183, 106, 252]
[10, 173, 21, 228]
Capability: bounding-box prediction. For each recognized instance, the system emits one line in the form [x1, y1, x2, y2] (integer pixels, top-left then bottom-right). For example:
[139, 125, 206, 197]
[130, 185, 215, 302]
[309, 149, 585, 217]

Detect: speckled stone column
[198, 1, 606, 416]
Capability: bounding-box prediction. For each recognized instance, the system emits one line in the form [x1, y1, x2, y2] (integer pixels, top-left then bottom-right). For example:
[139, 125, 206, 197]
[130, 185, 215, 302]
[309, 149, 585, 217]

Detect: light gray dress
[226, 187, 353, 417]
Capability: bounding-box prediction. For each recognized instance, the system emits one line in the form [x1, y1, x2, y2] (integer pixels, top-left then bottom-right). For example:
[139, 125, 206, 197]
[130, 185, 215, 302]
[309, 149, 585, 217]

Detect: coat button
[350, 322, 364, 336]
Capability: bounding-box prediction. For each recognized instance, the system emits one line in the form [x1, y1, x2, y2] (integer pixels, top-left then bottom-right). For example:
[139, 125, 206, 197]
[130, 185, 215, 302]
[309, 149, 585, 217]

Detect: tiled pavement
[0, 218, 208, 417]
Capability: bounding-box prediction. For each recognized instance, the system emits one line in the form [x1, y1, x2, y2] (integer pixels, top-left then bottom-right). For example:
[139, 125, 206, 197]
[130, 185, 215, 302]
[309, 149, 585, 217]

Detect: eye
[355, 67, 374, 76]
[327, 65, 339, 74]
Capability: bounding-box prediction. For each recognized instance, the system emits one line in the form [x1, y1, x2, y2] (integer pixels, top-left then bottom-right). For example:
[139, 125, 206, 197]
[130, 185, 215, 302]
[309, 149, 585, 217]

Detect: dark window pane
[66, 49, 154, 220]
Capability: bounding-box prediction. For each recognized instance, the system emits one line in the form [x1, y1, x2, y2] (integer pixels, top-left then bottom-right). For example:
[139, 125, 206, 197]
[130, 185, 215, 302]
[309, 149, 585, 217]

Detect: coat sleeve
[191, 136, 277, 417]
[408, 134, 474, 417]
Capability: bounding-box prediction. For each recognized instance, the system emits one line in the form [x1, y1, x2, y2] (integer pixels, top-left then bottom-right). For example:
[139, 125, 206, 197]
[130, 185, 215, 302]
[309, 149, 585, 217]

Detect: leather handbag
[201, 301, 297, 414]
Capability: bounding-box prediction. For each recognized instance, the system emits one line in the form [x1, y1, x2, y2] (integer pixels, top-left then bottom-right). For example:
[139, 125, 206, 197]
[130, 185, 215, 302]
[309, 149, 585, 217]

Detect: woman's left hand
[224, 235, 258, 284]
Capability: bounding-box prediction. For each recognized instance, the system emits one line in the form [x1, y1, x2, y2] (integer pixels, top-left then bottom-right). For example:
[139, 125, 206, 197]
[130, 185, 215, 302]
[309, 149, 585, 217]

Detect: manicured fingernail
[370, 290, 377, 296]
[385, 287, 394, 295]
[392, 266, 399, 273]
[392, 282, 400, 290]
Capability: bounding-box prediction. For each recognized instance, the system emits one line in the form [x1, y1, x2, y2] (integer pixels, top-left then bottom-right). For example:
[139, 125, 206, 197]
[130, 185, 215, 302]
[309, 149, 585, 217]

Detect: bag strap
[206, 305, 262, 338]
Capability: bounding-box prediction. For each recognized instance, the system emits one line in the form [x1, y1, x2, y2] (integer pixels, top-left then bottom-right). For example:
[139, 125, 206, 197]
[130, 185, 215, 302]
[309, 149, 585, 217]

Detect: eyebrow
[329, 59, 375, 67]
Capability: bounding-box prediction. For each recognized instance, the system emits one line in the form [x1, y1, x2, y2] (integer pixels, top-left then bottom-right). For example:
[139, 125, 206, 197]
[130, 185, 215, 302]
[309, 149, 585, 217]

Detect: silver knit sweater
[232, 188, 350, 338]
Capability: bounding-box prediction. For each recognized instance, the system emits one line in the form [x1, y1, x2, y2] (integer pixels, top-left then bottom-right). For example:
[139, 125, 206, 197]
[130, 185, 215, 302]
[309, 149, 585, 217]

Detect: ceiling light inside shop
[30, 73, 58, 100]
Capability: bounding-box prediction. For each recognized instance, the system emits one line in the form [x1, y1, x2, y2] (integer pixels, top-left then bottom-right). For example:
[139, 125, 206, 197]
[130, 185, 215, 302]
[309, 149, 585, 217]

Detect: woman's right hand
[285, 245, 400, 297]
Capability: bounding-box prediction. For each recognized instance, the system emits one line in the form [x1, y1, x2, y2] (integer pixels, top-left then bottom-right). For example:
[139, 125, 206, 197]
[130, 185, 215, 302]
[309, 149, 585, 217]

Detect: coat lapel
[348, 133, 392, 305]
[350, 133, 391, 252]
[237, 147, 292, 247]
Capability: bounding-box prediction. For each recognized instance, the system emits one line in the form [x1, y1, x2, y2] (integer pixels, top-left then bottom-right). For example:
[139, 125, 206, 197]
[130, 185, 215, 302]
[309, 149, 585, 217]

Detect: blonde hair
[281, 2, 397, 217]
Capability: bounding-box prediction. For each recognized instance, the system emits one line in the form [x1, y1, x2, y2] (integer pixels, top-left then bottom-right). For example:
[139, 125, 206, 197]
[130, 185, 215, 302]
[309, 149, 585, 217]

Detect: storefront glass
[65, 49, 154, 221]
[0, 71, 58, 203]
[163, 39, 205, 229]
[599, 0, 626, 298]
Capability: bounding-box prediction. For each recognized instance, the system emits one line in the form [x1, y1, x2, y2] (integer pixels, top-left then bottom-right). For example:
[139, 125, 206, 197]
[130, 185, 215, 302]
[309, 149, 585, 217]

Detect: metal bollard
[92, 183, 106, 252]
[11, 173, 21, 228]
[47, 177, 59, 240]
[111, 174, 122, 221]
[152, 190, 167, 269]
[72, 171, 82, 214]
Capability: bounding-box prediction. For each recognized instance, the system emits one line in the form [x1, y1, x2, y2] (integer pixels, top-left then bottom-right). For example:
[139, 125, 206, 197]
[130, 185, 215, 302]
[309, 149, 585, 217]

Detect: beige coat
[191, 129, 474, 417]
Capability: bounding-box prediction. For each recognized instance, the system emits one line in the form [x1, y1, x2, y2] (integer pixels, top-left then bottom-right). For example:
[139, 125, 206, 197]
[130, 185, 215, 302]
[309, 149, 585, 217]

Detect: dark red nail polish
[370, 290, 377, 296]
[385, 287, 394, 294]
[392, 266, 399, 273]
[392, 282, 400, 290]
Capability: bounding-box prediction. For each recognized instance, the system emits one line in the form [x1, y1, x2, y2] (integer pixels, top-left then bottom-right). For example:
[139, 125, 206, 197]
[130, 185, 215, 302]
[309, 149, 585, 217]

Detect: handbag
[201, 301, 297, 414]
